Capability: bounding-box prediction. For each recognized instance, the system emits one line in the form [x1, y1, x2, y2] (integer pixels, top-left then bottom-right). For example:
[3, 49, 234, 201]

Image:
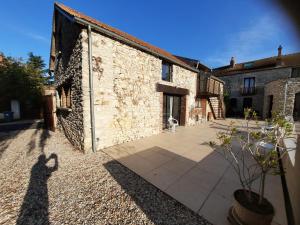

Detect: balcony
[240, 86, 256, 95]
[197, 75, 224, 97]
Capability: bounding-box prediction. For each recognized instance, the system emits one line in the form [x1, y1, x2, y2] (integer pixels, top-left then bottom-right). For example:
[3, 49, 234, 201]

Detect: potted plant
[210, 109, 293, 225]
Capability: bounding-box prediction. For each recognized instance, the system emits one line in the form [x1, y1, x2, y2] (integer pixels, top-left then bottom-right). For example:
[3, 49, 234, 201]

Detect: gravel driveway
[0, 127, 212, 225]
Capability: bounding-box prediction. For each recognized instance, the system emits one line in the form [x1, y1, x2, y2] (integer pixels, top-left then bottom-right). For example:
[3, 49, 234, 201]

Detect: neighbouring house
[213, 46, 300, 119]
[49, 3, 224, 152]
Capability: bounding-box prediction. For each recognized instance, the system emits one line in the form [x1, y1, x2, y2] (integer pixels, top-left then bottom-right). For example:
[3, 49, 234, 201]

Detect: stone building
[264, 78, 300, 119]
[213, 46, 300, 118]
[49, 3, 224, 152]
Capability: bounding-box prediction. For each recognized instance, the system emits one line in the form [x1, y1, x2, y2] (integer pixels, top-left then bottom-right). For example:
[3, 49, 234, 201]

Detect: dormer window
[162, 61, 173, 82]
[244, 62, 254, 69]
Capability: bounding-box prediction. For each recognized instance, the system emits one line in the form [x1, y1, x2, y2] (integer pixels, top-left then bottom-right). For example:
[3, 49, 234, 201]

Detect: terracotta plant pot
[228, 189, 275, 225]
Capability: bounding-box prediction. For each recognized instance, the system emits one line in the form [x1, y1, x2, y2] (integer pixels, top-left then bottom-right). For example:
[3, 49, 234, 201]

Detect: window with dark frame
[243, 77, 255, 95]
[162, 61, 173, 82]
[244, 77, 255, 88]
[292, 67, 300, 78]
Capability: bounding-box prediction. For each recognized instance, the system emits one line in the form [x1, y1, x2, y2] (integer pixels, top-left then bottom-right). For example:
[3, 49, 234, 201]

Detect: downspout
[88, 25, 96, 153]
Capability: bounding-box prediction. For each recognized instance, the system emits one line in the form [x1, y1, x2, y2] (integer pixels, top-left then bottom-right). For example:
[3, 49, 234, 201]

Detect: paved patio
[103, 119, 287, 225]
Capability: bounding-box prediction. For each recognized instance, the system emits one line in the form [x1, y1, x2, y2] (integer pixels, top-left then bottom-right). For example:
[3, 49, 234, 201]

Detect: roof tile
[55, 3, 195, 71]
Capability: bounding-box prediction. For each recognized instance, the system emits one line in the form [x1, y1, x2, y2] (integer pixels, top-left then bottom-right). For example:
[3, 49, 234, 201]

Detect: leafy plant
[210, 108, 293, 204]
[0, 52, 49, 113]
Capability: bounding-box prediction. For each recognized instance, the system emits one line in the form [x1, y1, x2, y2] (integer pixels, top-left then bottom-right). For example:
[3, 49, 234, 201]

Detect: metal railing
[240, 86, 256, 95]
[198, 76, 223, 96]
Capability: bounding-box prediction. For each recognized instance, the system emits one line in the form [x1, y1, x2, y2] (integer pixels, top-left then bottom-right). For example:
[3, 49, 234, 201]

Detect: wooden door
[43, 95, 55, 131]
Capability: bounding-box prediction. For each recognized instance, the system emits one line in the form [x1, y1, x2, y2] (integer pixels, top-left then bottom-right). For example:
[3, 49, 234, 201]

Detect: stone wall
[220, 67, 291, 117]
[264, 78, 300, 118]
[54, 14, 85, 151]
[283, 135, 300, 225]
[81, 30, 197, 151]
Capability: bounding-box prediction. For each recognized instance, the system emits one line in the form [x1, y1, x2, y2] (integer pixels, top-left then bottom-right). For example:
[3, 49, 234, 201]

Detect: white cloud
[206, 16, 281, 67]
[0, 22, 49, 44]
[24, 32, 49, 43]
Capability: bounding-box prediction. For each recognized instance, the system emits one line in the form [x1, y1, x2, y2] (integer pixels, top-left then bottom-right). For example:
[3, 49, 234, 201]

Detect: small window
[195, 99, 201, 108]
[244, 62, 254, 69]
[162, 61, 172, 82]
[244, 77, 255, 88]
[291, 67, 300, 78]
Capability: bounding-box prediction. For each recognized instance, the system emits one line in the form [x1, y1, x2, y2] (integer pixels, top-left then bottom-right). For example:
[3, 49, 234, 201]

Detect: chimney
[278, 45, 282, 57]
[230, 57, 235, 67]
[276, 45, 283, 66]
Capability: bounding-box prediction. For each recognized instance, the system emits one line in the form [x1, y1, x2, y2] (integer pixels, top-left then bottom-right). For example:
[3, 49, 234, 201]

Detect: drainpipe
[88, 25, 96, 153]
[283, 81, 288, 116]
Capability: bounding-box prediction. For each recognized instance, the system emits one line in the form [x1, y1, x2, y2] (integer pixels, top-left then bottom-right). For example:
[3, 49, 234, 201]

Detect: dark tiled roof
[213, 52, 300, 77]
[54, 3, 197, 72]
[173, 55, 211, 72]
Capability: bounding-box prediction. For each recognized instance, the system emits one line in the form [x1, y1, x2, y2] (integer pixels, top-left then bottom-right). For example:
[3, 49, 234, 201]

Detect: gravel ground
[0, 127, 212, 225]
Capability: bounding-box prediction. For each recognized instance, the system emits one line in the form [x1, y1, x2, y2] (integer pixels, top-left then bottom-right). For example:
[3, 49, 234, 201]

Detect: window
[242, 77, 255, 95]
[162, 61, 173, 82]
[195, 99, 201, 108]
[291, 67, 300, 78]
[57, 81, 72, 108]
[243, 62, 254, 69]
[244, 77, 255, 88]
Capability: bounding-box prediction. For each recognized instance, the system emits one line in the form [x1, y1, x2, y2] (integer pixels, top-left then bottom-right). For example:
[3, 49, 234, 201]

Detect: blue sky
[0, 0, 299, 68]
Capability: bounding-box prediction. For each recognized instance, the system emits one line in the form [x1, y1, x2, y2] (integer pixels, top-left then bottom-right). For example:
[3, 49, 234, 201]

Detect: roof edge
[213, 65, 294, 77]
[213, 52, 300, 71]
[54, 3, 199, 73]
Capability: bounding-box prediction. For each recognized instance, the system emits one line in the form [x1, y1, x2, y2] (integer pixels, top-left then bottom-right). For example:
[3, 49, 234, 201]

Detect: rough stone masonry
[53, 13, 199, 153]
[81, 30, 198, 152]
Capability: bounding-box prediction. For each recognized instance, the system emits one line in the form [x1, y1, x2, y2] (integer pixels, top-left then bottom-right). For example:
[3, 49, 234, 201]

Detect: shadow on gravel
[0, 121, 44, 158]
[0, 130, 24, 159]
[27, 127, 50, 155]
[39, 129, 50, 153]
[104, 160, 208, 225]
[16, 153, 58, 225]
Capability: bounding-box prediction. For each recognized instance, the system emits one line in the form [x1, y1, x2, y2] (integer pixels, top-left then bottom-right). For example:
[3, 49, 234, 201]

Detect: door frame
[267, 95, 273, 118]
[163, 94, 182, 129]
[157, 83, 188, 129]
[243, 97, 253, 109]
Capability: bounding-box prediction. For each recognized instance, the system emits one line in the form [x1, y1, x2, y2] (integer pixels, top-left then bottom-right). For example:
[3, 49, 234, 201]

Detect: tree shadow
[27, 129, 39, 154]
[26, 126, 50, 155]
[16, 153, 58, 225]
[39, 128, 50, 153]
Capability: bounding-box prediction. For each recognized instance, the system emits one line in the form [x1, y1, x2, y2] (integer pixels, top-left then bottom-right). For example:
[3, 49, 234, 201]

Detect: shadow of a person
[16, 153, 58, 225]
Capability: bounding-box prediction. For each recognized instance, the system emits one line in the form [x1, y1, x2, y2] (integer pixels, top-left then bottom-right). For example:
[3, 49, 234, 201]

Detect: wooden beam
[156, 83, 189, 95]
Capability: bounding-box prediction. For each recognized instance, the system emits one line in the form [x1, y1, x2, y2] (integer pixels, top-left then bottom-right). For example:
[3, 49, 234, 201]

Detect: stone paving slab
[103, 120, 288, 225]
